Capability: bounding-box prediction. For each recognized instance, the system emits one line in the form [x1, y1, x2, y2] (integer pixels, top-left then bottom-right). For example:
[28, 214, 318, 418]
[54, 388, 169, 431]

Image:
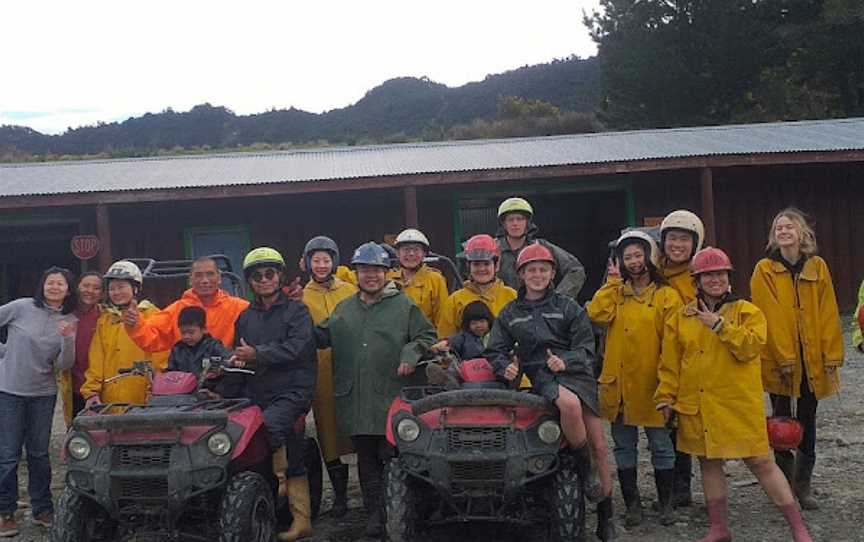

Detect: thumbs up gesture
[546, 348, 566, 373]
[232, 338, 257, 367]
[122, 303, 140, 327]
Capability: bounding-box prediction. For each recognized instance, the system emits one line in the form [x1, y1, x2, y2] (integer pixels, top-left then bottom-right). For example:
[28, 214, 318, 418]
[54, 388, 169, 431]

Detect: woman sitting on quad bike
[486, 242, 617, 541]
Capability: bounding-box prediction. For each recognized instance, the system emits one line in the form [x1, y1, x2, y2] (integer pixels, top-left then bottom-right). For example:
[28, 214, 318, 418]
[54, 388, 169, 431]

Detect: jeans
[0, 391, 57, 516]
[611, 422, 675, 471]
[351, 436, 394, 515]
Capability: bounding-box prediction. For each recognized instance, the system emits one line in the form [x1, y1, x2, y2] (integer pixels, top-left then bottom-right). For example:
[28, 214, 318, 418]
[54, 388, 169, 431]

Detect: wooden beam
[700, 167, 717, 247]
[403, 186, 418, 227]
[96, 203, 112, 272]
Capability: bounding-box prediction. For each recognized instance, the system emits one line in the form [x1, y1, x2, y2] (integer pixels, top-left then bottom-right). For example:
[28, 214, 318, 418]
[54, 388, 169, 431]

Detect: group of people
[0, 196, 850, 542]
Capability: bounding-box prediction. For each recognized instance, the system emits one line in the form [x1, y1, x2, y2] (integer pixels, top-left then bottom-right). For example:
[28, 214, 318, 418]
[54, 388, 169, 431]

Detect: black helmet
[303, 236, 340, 273]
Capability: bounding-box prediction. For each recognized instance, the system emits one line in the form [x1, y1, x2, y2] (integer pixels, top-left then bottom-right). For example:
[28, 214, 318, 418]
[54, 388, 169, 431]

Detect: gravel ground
[8, 321, 864, 541]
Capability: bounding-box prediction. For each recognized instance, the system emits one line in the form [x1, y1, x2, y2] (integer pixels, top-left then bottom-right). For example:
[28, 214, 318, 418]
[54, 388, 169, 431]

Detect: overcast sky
[1, 1, 602, 135]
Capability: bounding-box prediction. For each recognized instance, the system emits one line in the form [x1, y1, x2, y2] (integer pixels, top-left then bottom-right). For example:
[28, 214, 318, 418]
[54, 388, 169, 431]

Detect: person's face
[664, 230, 694, 264]
[356, 265, 387, 294]
[622, 243, 647, 277]
[469, 319, 490, 337]
[397, 243, 425, 270]
[519, 261, 555, 293]
[77, 275, 103, 307]
[774, 216, 801, 249]
[503, 213, 529, 238]
[248, 266, 281, 297]
[310, 251, 334, 282]
[698, 271, 730, 298]
[469, 260, 496, 284]
[179, 324, 205, 346]
[107, 279, 135, 306]
[43, 273, 70, 305]
[191, 260, 221, 297]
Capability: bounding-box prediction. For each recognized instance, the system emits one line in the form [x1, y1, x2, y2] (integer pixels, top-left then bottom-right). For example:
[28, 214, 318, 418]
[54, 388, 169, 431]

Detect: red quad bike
[51, 359, 323, 542]
[384, 355, 586, 541]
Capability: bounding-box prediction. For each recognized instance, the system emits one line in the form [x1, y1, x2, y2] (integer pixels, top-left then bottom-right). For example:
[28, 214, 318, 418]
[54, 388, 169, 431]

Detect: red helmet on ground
[516, 242, 555, 271]
[690, 247, 733, 275]
[767, 416, 804, 451]
[464, 234, 499, 262]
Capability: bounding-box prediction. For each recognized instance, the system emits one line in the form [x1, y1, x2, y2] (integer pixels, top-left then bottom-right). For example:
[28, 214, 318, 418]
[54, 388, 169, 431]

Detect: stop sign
[71, 235, 101, 260]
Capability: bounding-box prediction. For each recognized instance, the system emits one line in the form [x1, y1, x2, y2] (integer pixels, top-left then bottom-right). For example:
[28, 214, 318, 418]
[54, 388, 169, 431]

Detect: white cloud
[1, 0, 602, 134]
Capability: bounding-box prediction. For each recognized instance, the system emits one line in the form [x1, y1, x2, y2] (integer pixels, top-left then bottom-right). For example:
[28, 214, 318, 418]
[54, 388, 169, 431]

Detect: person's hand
[84, 395, 101, 408]
[546, 349, 566, 373]
[660, 406, 673, 425]
[695, 299, 721, 329]
[58, 320, 77, 337]
[122, 303, 140, 327]
[232, 338, 256, 367]
[430, 340, 449, 353]
[284, 276, 303, 301]
[606, 258, 620, 279]
[777, 365, 794, 386]
[397, 363, 415, 377]
[297, 256, 306, 273]
[504, 362, 519, 381]
[824, 365, 838, 376]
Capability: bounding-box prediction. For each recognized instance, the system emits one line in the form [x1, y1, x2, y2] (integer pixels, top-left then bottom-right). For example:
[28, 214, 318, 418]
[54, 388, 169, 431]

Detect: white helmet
[103, 260, 143, 286]
[615, 230, 660, 267]
[660, 210, 705, 254]
[395, 228, 430, 249]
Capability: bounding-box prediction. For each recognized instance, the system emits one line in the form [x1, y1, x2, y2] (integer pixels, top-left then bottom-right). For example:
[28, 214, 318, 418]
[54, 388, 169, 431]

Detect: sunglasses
[250, 268, 278, 282]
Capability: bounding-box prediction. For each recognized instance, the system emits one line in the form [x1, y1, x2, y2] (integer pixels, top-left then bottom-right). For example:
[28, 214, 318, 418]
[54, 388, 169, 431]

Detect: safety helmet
[660, 210, 705, 256]
[464, 234, 499, 262]
[394, 228, 430, 250]
[690, 247, 733, 275]
[104, 260, 143, 286]
[516, 242, 555, 271]
[380, 243, 398, 268]
[767, 416, 804, 451]
[243, 247, 286, 276]
[497, 197, 534, 221]
[350, 242, 391, 268]
[615, 230, 660, 267]
[303, 236, 340, 272]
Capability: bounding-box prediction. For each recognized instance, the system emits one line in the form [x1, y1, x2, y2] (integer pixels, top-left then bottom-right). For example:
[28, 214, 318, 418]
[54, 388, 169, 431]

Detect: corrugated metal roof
[1, 117, 862, 198]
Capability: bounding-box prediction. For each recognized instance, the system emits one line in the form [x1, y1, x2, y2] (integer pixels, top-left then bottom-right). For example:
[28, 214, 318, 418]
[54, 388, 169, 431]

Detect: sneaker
[0, 514, 19, 538]
[32, 511, 53, 528]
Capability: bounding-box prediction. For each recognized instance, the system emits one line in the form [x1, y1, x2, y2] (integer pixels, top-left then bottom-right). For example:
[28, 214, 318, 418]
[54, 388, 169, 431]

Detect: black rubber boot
[794, 452, 819, 510]
[618, 468, 643, 527]
[654, 469, 675, 526]
[326, 461, 349, 518]
[672, 444, 693, 508]
[569, 442, 603, 503]
[356, 454, 383, 538]
[595, 496, 618, 541]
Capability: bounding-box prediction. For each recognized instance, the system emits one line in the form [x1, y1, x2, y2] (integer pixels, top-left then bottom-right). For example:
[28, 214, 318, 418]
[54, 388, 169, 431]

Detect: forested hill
[0, 56, 601, 160]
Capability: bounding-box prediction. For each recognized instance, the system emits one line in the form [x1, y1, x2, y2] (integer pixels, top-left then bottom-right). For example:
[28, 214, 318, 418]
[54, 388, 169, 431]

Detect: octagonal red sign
[71, 235, 101, 260]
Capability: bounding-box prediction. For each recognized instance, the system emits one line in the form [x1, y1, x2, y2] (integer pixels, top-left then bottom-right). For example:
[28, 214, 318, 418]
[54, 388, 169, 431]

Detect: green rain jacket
[316, 282, 437, 436]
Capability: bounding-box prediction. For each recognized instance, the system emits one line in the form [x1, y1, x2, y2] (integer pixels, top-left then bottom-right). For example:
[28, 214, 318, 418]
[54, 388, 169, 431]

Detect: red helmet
[690, 247, 733, 275]
[516, 242, 555, 271]
[767, 416, 804, 451]
[464, 234, 499, 262]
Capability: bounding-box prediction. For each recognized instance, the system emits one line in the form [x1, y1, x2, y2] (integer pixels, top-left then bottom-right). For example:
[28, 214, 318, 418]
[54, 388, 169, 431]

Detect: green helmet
[497, 197, 533, 220]
[243, 247, 286, 276]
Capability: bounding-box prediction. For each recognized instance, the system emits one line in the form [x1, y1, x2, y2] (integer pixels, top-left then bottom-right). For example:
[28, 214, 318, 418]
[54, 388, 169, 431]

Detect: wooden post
[96, 203, 113, 271]
[403, 185, 419, 228]
[700, 167, 717, 247]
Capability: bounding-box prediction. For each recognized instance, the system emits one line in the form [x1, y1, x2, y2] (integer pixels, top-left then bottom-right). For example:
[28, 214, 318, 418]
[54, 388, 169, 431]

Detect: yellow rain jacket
[660, 258, 697, 304]
[853, 279, 864, 350]
[656, 299, 769, 459]
[303, 277, 357, 462]
[588, 277, 682, 426]
[750, 256, 844, 400]
[436, 279, 516, 338]
[80, 301, 169, 405]
[335, 265, 358, 286]
[388, 264, 449, 326]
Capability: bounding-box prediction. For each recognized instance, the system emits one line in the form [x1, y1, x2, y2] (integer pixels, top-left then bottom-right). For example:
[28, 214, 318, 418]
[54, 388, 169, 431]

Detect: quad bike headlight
[396, 419, 421, 442]
[537, 420, 562, 444]
[67, 436, 92, 460]
[207, 432, 232, 456]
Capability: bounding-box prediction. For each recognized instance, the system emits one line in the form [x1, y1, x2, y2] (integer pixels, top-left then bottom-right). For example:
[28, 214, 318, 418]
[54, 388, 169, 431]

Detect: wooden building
[1, 118, 863, 308]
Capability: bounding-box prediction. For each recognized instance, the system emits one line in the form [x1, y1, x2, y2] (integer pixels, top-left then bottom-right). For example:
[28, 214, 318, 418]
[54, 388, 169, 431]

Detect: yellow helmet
[243, 247, 285, 275]
[497, 197, 533, 220]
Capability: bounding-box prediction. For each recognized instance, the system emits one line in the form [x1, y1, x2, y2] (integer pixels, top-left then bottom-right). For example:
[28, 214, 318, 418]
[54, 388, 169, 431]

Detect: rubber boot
[277, 476, 313, 541]
[273, 447, 289, 498]
[774, 450, 796, 488]
[326, 461, 349, 518]
[654, 469, 676, 526]
[697, 498, 731, 542]
[356, 455, 383, 538]
[595, 496, 617, 541]
[617, 468, 643, 527]
[672, 447, 693, 507]
[780, 503, 813, 542]
[794, 452, 819, 510]
[569, 442, 603, 503]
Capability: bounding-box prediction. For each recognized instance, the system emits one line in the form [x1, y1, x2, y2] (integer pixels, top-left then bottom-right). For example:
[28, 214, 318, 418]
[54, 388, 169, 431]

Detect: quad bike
[383, 354, 586, 541]
[51, 358, 322, 542]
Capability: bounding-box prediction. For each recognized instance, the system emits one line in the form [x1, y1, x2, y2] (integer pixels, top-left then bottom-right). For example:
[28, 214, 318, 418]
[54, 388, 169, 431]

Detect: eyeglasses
[250, 268, 278, 282]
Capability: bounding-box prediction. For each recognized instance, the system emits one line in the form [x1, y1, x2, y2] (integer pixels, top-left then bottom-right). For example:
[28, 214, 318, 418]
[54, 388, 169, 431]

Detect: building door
[184, 226, 250, 296]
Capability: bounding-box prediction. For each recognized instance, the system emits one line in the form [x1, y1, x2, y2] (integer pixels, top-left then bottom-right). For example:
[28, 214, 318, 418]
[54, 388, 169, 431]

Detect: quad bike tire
[219, 471, 276, 542]
[303, 436, 324, 520]
[50, 487, 117, 542]
[383, 458, 416, 542]
[550, 459, 586, 542]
